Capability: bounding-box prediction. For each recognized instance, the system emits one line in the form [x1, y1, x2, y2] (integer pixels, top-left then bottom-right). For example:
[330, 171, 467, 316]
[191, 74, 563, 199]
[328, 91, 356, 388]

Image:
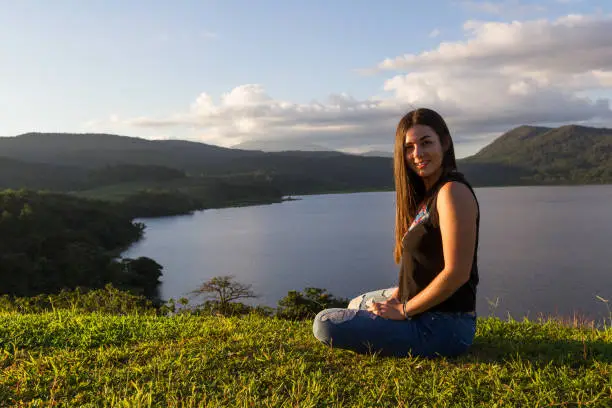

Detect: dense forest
[0, 132, 394, 199]
[461, 125, 612, 185]
[0, 190, 162, 300]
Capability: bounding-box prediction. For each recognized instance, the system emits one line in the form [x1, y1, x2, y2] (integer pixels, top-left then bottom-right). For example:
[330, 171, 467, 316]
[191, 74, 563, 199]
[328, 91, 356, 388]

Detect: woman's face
[404, 124, 445, 180]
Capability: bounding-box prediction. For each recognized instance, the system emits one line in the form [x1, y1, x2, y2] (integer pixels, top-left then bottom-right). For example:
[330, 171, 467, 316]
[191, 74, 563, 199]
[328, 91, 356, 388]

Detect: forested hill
[0, 156, 87, 190]
[0, 132, 351, 171]
[0, 132, 394, 196]
[0, 189, 162, 298]
[0, 132, 259, 170]
[1, 124, 611, 196]
[460, 124, 612, 185]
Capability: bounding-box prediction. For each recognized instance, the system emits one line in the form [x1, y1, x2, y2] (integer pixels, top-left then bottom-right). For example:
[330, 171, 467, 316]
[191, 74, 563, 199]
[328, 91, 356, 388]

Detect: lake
[122, 185, 612, 323]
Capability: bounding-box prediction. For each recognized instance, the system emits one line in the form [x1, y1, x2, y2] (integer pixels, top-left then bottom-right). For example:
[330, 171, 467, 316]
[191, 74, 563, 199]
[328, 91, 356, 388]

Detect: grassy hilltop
[0, 310, 610, 407]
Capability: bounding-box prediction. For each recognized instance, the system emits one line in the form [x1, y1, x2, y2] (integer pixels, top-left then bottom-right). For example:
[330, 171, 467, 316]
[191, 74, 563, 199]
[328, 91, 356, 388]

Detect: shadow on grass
[0, 385, 15, 405]
[464, 333, 612, 366]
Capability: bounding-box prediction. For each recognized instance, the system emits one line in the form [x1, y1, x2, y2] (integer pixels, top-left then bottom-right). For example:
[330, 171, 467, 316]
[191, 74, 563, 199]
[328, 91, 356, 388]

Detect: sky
[2, 0, 612, 158]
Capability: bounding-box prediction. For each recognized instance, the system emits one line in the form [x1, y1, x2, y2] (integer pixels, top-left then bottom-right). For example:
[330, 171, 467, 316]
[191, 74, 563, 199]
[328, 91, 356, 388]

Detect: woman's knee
[312, 308, 358, 345]
[312, 309, 332, 344]
[347, 294, 363, 309]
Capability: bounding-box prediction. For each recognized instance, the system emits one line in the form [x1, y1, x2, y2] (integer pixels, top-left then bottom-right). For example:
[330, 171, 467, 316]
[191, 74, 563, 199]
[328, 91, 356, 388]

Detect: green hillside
[0, 133, 394, 202]
[0, 157, 88, 190]
[0, 132, 251, 169]
[462, 125, 612, 185]
[469, 125, 553, 159]
[1, 124, 611, 202]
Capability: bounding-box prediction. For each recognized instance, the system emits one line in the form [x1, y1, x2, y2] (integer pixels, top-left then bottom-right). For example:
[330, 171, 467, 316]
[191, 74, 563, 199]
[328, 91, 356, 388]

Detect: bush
[0, 284, 156, 315]
[277, 287, 349, 320]
[0, 275, 348, 322]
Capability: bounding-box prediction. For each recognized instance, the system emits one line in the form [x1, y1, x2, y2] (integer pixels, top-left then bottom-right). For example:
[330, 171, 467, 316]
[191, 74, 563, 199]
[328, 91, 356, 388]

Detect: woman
[312, 108, 480, 358]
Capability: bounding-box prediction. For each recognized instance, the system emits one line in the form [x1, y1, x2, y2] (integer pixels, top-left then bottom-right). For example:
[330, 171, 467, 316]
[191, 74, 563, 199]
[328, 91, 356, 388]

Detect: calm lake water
[122, 185, 612, 322]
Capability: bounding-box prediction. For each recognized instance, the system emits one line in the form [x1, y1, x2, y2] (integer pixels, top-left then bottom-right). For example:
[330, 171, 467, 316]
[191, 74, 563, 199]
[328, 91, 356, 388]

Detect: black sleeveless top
[397, 171, 480, 313]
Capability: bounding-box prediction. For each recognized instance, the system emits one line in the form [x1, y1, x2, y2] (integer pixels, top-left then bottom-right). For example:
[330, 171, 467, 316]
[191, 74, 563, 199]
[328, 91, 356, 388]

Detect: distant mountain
[468, 125, 553, 160]
[460, 124, 612, 185]
[0, 132, 394, 194]
[1, 124, 610, 197]
[360, 150, 393, 158]
[231, 140, 332, 152]
[0, 132, 259, 171]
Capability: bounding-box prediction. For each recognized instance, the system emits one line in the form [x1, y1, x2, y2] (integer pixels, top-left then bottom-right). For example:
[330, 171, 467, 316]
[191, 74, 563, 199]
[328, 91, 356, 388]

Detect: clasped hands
[366, 297, 407, 320]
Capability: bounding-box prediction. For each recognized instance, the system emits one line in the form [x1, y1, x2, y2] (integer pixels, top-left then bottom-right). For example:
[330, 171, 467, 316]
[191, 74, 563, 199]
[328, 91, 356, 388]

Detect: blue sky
[2, 0, 612, 157]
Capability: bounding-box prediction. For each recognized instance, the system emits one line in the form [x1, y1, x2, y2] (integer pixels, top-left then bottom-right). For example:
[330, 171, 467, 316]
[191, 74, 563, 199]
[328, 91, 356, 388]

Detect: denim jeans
[312, 288, 477, 358]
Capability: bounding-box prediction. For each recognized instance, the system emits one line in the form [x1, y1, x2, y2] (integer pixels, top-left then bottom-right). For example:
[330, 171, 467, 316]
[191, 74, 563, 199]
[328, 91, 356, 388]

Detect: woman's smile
[415, 160, 430, 170]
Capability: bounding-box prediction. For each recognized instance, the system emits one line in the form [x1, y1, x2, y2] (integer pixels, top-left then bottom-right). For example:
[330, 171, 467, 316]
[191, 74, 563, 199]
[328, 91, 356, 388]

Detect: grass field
[0, 311, 610, 407]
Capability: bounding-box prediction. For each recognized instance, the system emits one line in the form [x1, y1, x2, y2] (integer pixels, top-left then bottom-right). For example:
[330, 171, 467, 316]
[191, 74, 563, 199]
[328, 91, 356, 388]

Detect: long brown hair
[393, 108, 457, 263]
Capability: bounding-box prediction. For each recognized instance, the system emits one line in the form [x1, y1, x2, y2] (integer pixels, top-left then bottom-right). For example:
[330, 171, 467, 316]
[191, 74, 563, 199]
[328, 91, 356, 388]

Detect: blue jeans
[312, 288, 477, 358]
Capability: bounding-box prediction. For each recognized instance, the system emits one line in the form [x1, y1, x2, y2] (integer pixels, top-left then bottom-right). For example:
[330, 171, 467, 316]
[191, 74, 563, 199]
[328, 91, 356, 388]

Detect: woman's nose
[413, 144, 422, 158]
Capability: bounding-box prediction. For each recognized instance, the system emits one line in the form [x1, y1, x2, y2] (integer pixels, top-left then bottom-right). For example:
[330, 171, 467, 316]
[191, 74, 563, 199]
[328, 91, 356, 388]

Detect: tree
[277, 287, 349, 320]
[0, 190, 149, 298]
[190, 275, 258, 315]
[119, 257, 163, 300]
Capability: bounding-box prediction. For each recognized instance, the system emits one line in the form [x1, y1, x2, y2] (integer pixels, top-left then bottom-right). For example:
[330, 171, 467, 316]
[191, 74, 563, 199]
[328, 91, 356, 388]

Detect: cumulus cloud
[429, 28, 441, 38]
[111, 85, 403, 150]
[93, 13, 612, 156]
[372, 13, 612, 136]
[375, 15, 612, 74]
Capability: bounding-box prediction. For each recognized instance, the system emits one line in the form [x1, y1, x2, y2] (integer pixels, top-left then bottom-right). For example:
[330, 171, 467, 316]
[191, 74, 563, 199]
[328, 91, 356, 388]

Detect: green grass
[0, 312, 610, 407]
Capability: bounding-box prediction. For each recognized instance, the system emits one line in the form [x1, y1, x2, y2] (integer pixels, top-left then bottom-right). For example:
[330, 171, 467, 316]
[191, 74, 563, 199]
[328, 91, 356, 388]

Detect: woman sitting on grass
[313, 107, 480, 358]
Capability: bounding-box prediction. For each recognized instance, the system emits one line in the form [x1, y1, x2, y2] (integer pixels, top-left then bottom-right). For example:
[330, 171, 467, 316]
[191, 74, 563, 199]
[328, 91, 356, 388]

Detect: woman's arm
[368, 181, 478, 320]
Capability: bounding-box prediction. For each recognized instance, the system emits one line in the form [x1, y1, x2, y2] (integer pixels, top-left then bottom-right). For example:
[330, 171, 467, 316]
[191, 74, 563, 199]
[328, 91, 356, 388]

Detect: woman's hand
[367, 300, 406, 320]
[386, 287, 400, 304]
[375, 287, 400, 306]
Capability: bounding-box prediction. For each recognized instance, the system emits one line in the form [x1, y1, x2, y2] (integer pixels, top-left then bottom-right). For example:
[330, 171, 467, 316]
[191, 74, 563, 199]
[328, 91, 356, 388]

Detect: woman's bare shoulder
[436, 181, 478, 215]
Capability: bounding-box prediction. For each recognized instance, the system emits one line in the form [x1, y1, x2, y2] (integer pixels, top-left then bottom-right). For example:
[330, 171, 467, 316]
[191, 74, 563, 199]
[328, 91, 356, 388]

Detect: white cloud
[91, 14, 612, 157]
[373, 14, 612, 137]
[429, 28, 441, 38]
[221, 84, 272, 107]
[103, 85, 403, 150]
[375, 15, 612, 74]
